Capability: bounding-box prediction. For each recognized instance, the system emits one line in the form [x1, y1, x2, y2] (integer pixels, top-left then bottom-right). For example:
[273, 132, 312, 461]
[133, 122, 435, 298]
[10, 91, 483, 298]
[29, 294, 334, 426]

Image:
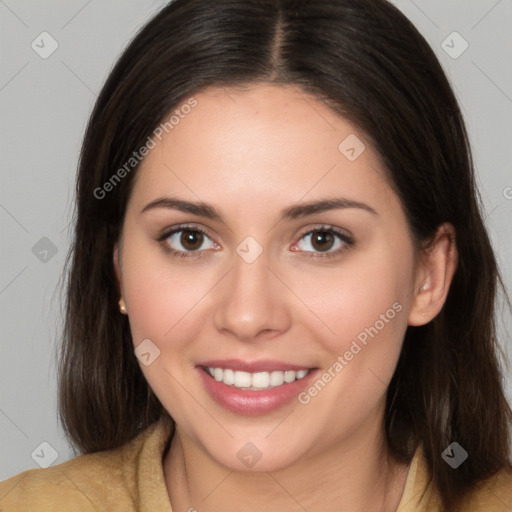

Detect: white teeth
[223, 368, 235, 386]
[234, 371, 252, 388]
[283, 370, 296, 383]
[206, 367, 310, 390]
[296, 369, 308, 379]
[252, 372, 270, 388]
[269, 370, 285, 387]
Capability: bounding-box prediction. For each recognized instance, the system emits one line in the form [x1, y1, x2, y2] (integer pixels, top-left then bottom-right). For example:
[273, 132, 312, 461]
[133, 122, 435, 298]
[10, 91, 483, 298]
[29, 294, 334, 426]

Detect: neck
[163, 405, 410, 512]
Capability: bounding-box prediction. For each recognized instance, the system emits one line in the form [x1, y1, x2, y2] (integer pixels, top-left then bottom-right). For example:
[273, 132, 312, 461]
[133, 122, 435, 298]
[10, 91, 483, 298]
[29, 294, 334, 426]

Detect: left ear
[408, 223, 458, 326]
[113, 241, 127, 314]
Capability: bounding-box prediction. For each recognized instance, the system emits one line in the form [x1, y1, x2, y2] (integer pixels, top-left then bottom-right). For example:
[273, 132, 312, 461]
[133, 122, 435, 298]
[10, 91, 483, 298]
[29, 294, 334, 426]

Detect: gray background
[1, 0, 511, 480]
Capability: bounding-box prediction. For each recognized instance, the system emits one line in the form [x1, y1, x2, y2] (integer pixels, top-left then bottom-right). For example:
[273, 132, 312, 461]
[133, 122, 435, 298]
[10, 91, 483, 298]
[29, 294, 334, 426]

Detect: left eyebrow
[140, 196, 378, 221]
[280, 198, 378, 219]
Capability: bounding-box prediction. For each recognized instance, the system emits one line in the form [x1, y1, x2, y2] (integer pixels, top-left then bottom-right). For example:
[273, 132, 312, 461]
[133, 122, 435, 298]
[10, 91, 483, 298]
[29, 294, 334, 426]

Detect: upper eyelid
[159, 223, 212, 239]
[299, 225, 352, 239]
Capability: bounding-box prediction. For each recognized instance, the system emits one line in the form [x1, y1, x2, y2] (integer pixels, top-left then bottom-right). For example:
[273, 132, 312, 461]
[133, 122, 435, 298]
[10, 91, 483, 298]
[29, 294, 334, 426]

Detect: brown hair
[58, 1, 511, 509]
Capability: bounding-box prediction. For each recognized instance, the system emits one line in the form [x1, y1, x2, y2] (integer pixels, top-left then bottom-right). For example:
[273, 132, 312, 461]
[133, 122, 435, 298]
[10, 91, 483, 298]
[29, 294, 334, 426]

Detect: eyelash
[295, 225, 354, 259]
[157, 223, 354, 260]
[157, 224, 215, 259]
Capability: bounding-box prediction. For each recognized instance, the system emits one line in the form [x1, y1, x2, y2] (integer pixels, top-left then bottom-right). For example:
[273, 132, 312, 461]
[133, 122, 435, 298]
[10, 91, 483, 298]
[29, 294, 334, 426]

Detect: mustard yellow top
[1, 414, 511, 511]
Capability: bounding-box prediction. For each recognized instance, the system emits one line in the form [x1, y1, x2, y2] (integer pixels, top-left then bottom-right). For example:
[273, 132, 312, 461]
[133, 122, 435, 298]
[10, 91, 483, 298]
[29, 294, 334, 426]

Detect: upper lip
[198, 359, 314, 373]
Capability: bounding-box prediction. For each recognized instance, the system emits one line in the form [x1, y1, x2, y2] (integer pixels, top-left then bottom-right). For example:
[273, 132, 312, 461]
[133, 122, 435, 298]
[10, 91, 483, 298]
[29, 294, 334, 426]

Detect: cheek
[121, 243, 212, 347]
[120, 244, 215, 422]
[289, 246, 414, 357]
[286, 245, 413, 430]
[290, 255, 411, 439]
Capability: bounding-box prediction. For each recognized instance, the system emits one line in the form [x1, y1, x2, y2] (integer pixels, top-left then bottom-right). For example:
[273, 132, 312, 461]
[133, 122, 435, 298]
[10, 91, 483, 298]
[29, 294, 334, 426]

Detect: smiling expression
[114, 83, 421, 472]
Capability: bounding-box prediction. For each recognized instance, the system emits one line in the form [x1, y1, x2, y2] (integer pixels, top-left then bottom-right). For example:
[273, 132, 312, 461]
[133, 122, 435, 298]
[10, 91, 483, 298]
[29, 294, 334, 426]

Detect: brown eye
[294, 227, 353, 257]
[180, 229, 204, 251]
[310, 231, 335, 252]
[161, 226, 217, 255]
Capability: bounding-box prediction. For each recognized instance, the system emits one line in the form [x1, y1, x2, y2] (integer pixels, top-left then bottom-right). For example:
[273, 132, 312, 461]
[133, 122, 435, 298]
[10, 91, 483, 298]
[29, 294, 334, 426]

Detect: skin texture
[114, 83, 457, 512]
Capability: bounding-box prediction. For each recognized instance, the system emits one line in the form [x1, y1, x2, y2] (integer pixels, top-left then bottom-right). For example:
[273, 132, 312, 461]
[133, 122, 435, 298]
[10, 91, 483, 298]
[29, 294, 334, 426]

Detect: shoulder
[401, 444, 512, 512]
[0, 443, 137, 511]
[0, 459, 105, 511]
[459, 467, 512, 512]
[0, 417, 172, 512]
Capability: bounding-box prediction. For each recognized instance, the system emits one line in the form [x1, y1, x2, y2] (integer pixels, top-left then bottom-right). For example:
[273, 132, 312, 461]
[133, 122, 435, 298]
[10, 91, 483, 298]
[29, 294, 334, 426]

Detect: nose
[212, 250, 292, 343]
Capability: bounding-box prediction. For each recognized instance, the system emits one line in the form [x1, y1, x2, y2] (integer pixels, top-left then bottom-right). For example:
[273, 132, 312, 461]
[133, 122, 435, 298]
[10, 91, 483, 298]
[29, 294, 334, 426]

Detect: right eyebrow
[141, 197, 221, 220]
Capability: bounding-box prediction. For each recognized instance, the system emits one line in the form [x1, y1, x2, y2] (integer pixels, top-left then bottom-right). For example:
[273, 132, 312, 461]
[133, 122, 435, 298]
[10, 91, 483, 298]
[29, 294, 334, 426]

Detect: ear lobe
[113, 243, 128, 313]
[408, 223, 458, 326]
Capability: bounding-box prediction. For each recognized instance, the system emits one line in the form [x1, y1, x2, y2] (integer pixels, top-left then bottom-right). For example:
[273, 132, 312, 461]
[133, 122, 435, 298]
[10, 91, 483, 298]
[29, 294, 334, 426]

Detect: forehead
[128, 83, 398, 219]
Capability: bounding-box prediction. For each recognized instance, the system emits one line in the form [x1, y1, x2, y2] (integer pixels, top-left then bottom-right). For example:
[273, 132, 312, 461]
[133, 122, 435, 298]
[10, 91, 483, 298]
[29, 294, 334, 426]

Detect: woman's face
[115, 83, 420, 471]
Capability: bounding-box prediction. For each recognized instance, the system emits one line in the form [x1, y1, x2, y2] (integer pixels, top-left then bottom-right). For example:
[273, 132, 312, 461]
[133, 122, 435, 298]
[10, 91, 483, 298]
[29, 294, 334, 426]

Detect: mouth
[196, 359, 318, 415]
[201, 366, 311, 390]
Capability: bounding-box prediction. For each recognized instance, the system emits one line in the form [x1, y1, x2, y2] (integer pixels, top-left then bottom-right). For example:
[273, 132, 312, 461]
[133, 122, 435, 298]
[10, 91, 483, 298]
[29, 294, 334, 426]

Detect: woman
[1, 0, 510, 511]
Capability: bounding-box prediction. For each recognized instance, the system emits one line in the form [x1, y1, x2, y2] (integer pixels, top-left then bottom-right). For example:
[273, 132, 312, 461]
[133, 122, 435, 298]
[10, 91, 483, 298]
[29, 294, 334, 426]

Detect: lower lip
[197, 367, 318, 415]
